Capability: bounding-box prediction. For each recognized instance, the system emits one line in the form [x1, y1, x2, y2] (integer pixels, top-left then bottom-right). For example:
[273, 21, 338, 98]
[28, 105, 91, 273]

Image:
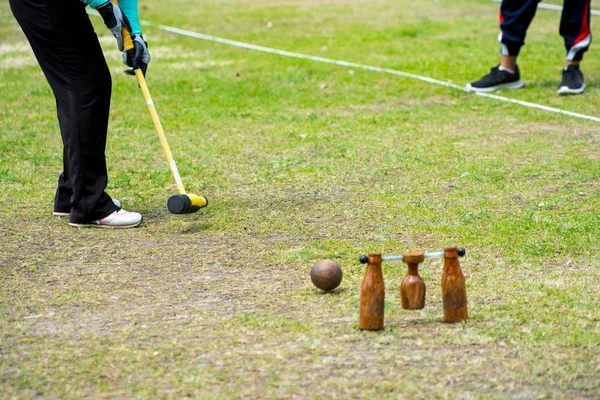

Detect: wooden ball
[310, 260, 343, 292]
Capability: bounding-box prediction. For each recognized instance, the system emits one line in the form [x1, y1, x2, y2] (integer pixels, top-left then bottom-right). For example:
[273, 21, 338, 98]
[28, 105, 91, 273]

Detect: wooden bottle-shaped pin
[400, 251, 426, 310]
[441, 246, 468, 323]
[359, 253, 385, 331]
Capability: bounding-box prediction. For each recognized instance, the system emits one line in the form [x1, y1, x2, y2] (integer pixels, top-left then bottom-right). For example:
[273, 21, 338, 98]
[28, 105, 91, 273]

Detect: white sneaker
[69, 209, 143, 229]
[54, 198, 121, 217]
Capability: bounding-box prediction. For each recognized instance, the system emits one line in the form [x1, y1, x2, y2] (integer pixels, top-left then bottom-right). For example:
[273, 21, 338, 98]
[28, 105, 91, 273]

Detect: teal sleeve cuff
[119, 0, 142, 35]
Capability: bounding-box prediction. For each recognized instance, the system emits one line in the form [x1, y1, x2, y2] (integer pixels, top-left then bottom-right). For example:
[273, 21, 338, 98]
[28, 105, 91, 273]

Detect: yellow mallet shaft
[133, 69, 186, 195]
[114, 7, 207, 213]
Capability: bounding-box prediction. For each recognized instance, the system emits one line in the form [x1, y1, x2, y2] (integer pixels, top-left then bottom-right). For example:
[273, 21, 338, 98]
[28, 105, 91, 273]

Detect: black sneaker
[466, 65, 523, 93]
[557, 65, 585, 95]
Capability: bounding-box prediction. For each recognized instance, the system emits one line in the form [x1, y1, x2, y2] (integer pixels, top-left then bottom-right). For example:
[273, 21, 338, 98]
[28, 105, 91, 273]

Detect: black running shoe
[557, 65, 585, 95]
[466, 65, 523, 93]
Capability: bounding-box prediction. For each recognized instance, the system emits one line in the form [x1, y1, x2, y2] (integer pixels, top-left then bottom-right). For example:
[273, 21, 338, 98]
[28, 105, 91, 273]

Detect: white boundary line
[87, 9, 600, 123]
[157, 24, 600, 123]
[491, 0, 600, 15]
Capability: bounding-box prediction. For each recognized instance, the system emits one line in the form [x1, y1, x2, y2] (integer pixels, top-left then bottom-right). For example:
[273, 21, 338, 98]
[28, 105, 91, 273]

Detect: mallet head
[167, 193, 208, 214]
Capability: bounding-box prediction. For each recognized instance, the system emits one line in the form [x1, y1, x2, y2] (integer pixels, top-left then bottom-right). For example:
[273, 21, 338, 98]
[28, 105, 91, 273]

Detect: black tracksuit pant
[10, 0, 119, 223]
[500, 0, 592, 61]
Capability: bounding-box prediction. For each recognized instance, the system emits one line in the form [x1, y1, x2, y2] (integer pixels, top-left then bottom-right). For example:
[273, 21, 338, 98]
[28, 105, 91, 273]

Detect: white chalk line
[157, 24, 600, 123]
[82, 9, 599, 123]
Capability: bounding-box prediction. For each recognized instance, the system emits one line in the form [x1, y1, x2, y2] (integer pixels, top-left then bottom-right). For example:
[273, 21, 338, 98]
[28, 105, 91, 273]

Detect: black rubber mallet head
[167, 193, 208, 214]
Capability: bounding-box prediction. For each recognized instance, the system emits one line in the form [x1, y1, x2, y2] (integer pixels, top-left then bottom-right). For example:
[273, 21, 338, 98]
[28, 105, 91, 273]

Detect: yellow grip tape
[111, 0, 134, 51]
[122, 29, 134, 51]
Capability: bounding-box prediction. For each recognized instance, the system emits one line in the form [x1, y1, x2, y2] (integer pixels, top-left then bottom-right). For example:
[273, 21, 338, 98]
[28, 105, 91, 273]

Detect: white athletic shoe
[53, 198, 121, 217]
[69, 209, 143, 229]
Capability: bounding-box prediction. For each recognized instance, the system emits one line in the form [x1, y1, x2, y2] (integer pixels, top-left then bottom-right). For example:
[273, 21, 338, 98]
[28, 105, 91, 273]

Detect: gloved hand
[123, 35, 151, 76]
[97, 1, 131, 51]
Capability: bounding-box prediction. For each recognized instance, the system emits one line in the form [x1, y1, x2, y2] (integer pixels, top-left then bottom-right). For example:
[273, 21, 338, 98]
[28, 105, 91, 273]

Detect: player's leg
[467, 0, 540, 92]
[557, 0, 591, 95]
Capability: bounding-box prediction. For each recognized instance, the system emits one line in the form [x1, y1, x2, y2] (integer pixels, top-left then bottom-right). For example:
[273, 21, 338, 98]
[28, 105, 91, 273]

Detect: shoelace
[490, 67, 514, 84]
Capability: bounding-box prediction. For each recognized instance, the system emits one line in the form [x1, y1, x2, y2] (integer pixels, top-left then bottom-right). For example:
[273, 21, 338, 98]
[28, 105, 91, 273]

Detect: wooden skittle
[441, 246, 468, 323]
[400, 251, 426, 310]
[359, 253, 385, 331]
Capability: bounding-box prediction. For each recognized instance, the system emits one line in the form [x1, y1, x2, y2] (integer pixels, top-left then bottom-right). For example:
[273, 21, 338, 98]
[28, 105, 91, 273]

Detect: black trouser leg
[54, 148, 72, 213]
[560, 0, 591, 61]
[499, 0, 541, 56]
[9, 0, 118, 223]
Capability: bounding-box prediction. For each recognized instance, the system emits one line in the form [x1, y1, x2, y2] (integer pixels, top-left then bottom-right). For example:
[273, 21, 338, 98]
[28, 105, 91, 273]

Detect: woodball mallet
[118, 16, 207, 214]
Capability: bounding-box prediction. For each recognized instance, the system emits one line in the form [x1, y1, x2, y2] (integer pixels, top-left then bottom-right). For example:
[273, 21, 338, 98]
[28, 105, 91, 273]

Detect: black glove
[123, 35, 151, 76]
[97, 1, 132, 51]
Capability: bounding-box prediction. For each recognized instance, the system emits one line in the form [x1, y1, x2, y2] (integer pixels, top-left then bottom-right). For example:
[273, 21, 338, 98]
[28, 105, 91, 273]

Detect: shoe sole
[557, 84, 585, 95]
[466, 80, 523, 93]
[68, 219, 142, 229]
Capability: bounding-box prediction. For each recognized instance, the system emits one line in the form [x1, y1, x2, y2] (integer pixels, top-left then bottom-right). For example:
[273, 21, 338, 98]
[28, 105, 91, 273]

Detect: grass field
[1, 0, 599, 398]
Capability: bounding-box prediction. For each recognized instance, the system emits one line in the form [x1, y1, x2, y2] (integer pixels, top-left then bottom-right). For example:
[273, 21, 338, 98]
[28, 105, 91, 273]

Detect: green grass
[1, 0, 599, 398]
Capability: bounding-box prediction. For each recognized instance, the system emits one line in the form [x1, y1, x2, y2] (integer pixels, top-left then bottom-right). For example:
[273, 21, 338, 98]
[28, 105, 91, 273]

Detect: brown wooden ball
[310, 259, 343, 292]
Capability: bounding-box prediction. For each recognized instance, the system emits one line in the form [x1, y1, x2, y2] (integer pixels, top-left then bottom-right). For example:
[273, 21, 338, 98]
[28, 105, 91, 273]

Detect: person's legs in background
[467, 0, 540, 92]
[557, 0, 591, 94]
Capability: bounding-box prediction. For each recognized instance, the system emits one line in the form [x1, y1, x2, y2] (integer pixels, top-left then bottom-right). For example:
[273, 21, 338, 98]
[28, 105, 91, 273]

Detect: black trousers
[10, 0, 119, 223]
[500, 0, 592, 61]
